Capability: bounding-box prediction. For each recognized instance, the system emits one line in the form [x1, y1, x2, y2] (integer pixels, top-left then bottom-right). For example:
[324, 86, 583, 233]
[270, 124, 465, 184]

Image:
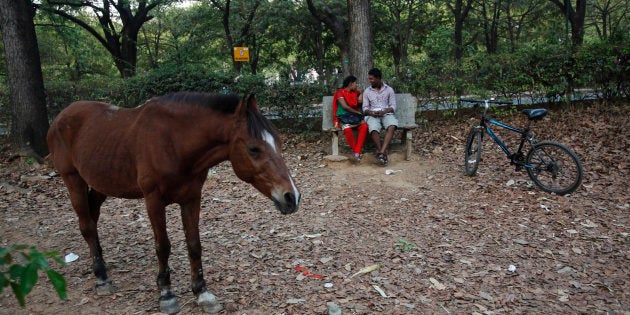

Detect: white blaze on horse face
[290, 176, 300, 206]
[262, 130, 277, 153]
[262, 130, 300, 206]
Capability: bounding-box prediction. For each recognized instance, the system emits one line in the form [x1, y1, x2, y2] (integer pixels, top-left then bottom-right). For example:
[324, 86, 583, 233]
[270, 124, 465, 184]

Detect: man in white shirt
[362, 68, 398, 166]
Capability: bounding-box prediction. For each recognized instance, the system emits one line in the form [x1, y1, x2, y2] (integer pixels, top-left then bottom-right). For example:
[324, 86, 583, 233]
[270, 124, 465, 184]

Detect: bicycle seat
[522, 108, 547, 120]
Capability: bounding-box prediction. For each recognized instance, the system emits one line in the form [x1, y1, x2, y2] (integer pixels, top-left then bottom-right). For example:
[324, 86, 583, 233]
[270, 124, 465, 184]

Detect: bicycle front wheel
[526, 141, 583, 195]
[464, 126, 483, 176]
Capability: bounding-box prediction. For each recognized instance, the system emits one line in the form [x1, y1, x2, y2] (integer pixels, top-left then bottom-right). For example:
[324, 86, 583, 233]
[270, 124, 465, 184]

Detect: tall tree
[306, 0, 351, 76]
[208, 0, 262, 73]
[588, 0, 629, 40]
[347, 0, 373, 85]
[548, 0, 587, 49]
[373, 0, 427, 78]
[139, 5, 219, 69]
[39, 0, 173, 78]
[250, 0, 322, 80]
[504, 0, 546, 52]
[445, 0, 475, 97]
[478, 0, 502, 54]
[0, 0, 49, 157]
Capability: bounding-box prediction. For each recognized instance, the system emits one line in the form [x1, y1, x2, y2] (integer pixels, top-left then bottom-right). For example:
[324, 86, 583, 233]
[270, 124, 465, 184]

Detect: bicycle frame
[480, 117, 529, 158]
[473, 100, 535, 167]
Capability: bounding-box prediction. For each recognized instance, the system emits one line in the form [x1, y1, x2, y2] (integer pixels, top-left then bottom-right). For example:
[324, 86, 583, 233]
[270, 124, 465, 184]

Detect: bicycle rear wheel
[464, 127, 483, 176]
[526, 141, 583, 195]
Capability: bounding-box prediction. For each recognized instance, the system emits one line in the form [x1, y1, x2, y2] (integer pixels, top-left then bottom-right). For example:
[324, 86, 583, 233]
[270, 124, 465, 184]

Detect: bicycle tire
[464, 127, 483, 176]
[525, 141, 583, 195]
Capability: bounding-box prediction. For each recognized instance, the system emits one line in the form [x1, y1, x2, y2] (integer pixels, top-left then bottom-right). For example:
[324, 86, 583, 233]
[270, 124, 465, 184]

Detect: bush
[0, 245, 67, 307]
[120, 64, 237, 106]
[44, 75, 126, 117]
[577, 38, 629, 99]
[260, 80, 327, 114]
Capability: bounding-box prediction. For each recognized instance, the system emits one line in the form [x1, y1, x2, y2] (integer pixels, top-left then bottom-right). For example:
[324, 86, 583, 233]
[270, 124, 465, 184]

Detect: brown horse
[47, 92, 300, 314]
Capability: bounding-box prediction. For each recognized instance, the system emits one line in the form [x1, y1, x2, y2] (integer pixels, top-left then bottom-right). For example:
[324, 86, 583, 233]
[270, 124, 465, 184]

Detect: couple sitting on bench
[332, 68, 398, 165]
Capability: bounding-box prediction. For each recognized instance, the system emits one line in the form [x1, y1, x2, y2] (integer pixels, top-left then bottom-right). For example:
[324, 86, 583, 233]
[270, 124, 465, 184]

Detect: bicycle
[462, 99, 583, 195]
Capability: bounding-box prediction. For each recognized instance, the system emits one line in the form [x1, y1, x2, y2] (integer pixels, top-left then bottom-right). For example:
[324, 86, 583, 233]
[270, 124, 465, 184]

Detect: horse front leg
[145, 196, 180, 314]
[87, 188, 112, 294]
[63, 175, 113, 295]
[180, 199, 223, 314]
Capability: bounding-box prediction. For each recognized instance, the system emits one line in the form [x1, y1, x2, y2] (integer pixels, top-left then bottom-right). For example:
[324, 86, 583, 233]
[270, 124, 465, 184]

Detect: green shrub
[0, 245, 67, 307]
[44, 75, 126, 117]
[260, 79, 327, 112]
[577, 38, 629, 99]
[120, 64, 237, 106]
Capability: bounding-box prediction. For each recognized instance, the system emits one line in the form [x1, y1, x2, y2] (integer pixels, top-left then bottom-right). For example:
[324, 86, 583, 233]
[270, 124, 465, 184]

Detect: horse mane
[156, 92, 280, 144]
[157, 92, 239, 113]
[247, 107, 280, 145]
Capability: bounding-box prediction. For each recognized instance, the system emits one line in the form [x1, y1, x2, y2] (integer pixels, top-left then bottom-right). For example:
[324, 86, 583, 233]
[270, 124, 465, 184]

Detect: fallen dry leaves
[0, 102, 628, 314]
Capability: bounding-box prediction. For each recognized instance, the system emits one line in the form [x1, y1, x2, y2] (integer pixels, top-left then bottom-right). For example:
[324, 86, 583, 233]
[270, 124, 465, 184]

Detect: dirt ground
[0, 103, 628, 314]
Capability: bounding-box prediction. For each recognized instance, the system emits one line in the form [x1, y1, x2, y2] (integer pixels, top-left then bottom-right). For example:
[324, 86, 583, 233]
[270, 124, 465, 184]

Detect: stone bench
[321, 93, 418, 160]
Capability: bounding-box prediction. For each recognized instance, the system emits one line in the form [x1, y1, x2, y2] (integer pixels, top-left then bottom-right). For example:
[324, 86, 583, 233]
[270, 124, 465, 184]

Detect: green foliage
[44, 75, 126, 117]
[0, 245, 67, 307]
[577, 36, 630, 99]
[137, 4, 227, 71]
[121, 65, 237, 106]
[394, 239, 417, 252]
[490, 105, 519, 117]
[41, 62, 329, 133]
[258, 79, 329, 131]
[36, 5, 120, 79]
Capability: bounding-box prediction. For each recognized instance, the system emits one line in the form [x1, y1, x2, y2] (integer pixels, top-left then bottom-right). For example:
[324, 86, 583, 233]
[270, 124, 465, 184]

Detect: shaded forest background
[0, 0, 629, 136]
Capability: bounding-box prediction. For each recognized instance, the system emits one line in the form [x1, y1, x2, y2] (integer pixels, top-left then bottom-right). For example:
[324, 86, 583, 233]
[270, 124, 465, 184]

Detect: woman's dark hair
[342, 75, 357, 88]
[368, 68, 382, 79]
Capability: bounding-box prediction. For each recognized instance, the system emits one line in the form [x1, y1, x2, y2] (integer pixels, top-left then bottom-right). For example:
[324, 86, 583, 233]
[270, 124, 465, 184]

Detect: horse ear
[247, 94, 259, 111]
[237, 94, 258, 117]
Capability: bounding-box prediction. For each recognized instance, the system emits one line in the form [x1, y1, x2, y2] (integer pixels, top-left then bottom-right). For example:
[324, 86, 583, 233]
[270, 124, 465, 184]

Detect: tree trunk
[348, 0, 373, 88]
[312, 21, 326, 83]
[0, 0, 50, 157]
[380, 0, 420, 79]
[306, 0, 351, 77]
[548, 0, 587, 50]
[448, 0, 474, 98]
[481, 0, 501, 54]
[570, 0, 586, 49]
[118, 27, 140, 77]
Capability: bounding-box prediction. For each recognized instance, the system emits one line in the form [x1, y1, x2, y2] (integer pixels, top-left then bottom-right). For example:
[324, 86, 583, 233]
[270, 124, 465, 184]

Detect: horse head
[228, 94, 300, 214]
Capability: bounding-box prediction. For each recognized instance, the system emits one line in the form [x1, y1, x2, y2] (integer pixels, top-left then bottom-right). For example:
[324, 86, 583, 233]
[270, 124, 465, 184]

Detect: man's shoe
[376, 152, 387, 166]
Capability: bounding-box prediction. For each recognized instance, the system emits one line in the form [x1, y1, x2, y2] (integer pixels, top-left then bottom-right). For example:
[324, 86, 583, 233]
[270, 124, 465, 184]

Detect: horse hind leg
[63, 174, 113, 295]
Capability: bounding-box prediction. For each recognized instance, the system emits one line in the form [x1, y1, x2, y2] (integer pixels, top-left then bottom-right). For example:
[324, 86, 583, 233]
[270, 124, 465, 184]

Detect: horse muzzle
[273, 191, 299, 215]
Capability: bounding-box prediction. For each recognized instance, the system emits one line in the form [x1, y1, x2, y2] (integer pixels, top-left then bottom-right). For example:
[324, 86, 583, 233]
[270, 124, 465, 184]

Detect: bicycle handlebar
[460, 99, 513, 105]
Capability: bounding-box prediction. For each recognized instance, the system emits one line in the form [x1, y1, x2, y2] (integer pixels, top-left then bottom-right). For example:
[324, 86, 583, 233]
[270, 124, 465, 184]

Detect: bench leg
[332, 131, 339, 155]
[404, 130, 413, 161]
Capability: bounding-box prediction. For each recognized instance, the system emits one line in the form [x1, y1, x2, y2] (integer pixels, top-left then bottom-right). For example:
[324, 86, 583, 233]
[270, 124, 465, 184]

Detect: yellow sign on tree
[233, 47, 249, 62]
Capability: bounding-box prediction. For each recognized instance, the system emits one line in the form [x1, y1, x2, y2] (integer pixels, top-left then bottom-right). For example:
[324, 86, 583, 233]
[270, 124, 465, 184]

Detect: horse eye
[247, 145, 262, 157]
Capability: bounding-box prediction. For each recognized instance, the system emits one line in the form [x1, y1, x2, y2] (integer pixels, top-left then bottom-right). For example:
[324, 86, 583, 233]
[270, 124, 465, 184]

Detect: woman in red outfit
[332, 75, 368, 161]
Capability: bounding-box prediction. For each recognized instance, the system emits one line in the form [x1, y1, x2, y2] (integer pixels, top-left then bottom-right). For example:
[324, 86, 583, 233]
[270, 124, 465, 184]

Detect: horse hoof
[95, 280, 114, 295]
[198, 292, 223, 314]
[159, 296, 181, 314]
